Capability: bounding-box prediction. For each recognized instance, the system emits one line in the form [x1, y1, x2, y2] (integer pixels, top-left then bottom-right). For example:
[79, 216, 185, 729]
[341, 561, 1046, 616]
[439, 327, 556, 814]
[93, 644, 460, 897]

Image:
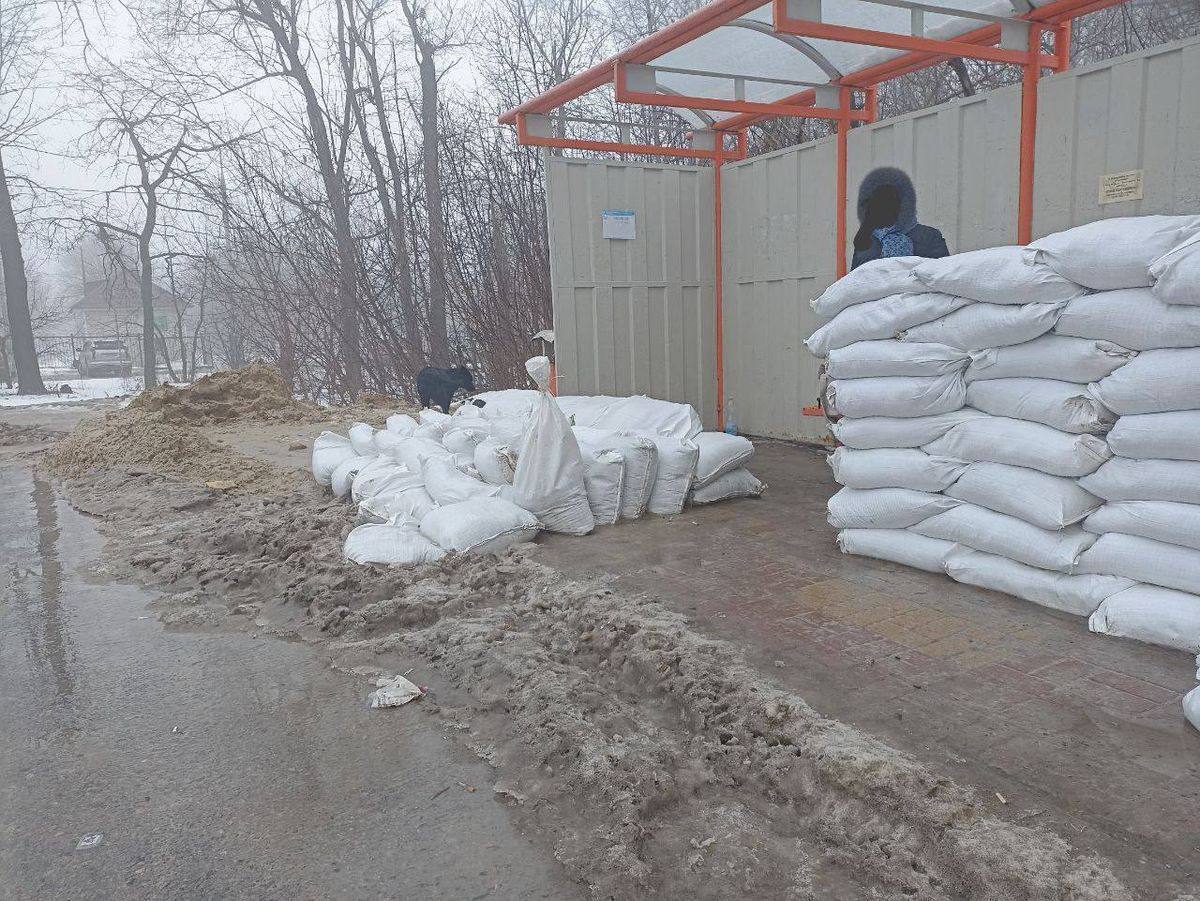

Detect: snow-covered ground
[0, 377, 141, 408]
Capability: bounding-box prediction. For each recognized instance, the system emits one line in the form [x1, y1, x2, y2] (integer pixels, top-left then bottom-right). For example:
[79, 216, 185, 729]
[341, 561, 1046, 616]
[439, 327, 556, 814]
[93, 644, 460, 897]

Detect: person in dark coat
[851, 166, 949, 270]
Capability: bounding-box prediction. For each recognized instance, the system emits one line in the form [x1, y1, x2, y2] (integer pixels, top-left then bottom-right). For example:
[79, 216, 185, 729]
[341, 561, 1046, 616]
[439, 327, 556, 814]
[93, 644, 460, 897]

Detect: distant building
[68, 271, 181, 339]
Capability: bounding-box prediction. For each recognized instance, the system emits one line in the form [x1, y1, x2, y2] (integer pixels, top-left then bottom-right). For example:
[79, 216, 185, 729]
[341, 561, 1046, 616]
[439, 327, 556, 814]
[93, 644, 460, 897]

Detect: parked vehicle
[76, 339, 134, 378]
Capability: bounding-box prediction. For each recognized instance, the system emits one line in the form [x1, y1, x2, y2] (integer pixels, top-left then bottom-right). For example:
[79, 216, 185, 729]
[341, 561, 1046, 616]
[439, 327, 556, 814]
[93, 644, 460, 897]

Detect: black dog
[416, 365, 475, 413]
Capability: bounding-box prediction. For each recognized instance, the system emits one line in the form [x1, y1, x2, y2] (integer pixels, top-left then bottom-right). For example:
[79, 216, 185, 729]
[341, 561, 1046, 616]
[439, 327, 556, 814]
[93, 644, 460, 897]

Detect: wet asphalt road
[0, 459, 579, 901]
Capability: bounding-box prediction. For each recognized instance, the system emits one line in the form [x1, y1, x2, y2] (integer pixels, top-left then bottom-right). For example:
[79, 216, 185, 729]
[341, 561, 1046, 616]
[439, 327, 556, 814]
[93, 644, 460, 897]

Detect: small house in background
[68, 271, 182, 339]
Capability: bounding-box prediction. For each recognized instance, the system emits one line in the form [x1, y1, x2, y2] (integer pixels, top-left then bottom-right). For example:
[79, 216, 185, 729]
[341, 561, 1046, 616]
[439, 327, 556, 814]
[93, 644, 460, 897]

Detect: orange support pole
[836, 87, 851, 278]
[1017, 25, 1043, 245]
[714, 152, 726, 431]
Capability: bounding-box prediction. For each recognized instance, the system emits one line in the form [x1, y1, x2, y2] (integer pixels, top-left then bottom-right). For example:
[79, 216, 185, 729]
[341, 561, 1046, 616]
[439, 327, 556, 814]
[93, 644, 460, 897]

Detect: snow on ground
[0, 377, 141, 408]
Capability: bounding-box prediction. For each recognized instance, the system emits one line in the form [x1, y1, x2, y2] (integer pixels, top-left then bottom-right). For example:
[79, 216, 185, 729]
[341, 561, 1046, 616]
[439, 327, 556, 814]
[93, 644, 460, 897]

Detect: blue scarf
[874, 225, 914, 258]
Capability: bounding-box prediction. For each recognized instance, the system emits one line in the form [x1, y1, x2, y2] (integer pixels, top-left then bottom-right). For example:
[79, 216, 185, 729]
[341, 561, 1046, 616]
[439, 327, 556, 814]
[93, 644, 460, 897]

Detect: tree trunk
[419, 52, 450, 365]
[139, 235, 157, 387]
[948, 58, 976, 96]
[0, 147, 46, 394]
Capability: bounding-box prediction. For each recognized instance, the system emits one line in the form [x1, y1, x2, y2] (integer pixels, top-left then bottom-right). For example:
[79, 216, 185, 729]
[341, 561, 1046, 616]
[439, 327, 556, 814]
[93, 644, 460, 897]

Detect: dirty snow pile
[808, 215, 1200, 673]
[311, 356, 764, 566]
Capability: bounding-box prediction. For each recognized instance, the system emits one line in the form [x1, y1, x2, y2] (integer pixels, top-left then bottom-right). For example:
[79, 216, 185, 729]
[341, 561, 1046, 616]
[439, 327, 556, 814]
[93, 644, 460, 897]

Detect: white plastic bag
[965, 378, 1114, 434]
[805, 292, 969, 357]
[422, 457, 501, 507]
[360, 481, 437, 523]
[1026, 215, 1200, 290]
[810, 256, 925, 319]
[1149, 231, 1200, 306]
[583, 395, 702, 440]
[922, 415, 1111, 477]
[1083, 501, 1200, 552]
[639, 433, 699, 516]
[693, 432, 755, 488]
[1088, 348, 1200, 415]
[912, 504, 1096, 572]
[512, 357, 595, 535]
[837, 528, 955, 573]
[312, 431, 357, 487]
[1080, 458, 1200, 505]
[944, 547, 1132, 616]
[1107, 411, 1200, 461]
[828, 447, 967, 492]
[965, 335, 1134, 384]
[1055, 287, 1200, 350]
[419, 497, 541, 555]
[1077, 532, 1200, 596]
[913, 245, 1087, 304]
[899, 302, 1066, 351]
[574, 428, 658, 519]
[385, 413, 418, 435]
[827, 340, 970, 379]
[830, 408, 986, 450]
[344, 516, 446, 566]
[331, 454, 375, 499]
[348, 422, 377, 455]
[1088, 584, 1200, 653]
[826, 487, 957, 529]
[473, 438, 517, 486]
[351, 460, 413, 504]
[578, 447, 625, 526]
[945, 462, 1101, 530]
[689, 468, 765, 504]
[827, 373, 965, 419]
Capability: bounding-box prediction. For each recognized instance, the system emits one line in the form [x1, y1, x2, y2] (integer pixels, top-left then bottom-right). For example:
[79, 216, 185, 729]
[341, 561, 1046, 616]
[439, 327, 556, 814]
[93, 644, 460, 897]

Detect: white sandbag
[1083, 501, 1200, 551]
[639, 433, 700, 516]
[828, 447, 967, 492]
[470, 389, 540, 419]
[810, 256, 925, 319]
[392, 436, 452, 475]
[385, 413, 418, 435]
[574, 428, 659, 519]
[827, 340, 970, 378]
[1088, 584, 1200, 653]
[693, 432, 755, 488]
[1077, 532, 1200, 595]
[442, 425, 488, 456]
[1080, 458, 1200, 505]
[452, 403, 484, 419]
[1088, 348, 1200, 415]
[1149, 231, 1200, 306]
[1185, 687, 1200, 732]
[331, 454, 374, 499]
[1026, 215, 1200, 290]
[585, 395, 702, 441]
[944, 546, 1132, 616]
[805, 292, 970, 357]
[689, 468, 765, 504]
[899, 302, 1066, 351]
[351, 460, 413, 504]
[830, 408, 987, 450]
[923, 415, 1111, 477]
[372, 429, 410, 458]
[913, 245, 1087, 304]
[348, 422, 377, 455]
[419, 497, 541, 555]
[827, 487, 957, 529]
[360, 481, 438, 522]
[512, 357, 594, 535]
[945, 462, 1101, 530]
[578, 447, 624, 526]
[419, 408, 453, 428]
[837, 528, 955, 573]
[827, 373, 966, 419]
[312, 431, 357, 487]
[413, 422, 447, 442]
[965, 378, 1114, 434]
[965, 335, 1134, 384]
[1055, 287, 1200, 350]
[473, 438, 517, 486]
[422, 457, 501, 507]
[553, 395, 617, 427]
[1107, 412, 1200, 461]
[912, 504, 1096, 572]
[344, 517, 445, 566]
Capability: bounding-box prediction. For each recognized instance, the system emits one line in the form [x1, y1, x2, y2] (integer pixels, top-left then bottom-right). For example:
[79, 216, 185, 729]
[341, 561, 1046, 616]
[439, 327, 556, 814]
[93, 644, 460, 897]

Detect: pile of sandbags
[810, 215, 1200, 665]
[310, 357, 765, 566]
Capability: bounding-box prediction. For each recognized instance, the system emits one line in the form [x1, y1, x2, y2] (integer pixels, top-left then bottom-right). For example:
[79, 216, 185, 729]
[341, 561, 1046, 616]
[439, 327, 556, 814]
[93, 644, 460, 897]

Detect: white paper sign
[602, 210, 636, 240]
[1099, 170, 1144, 205]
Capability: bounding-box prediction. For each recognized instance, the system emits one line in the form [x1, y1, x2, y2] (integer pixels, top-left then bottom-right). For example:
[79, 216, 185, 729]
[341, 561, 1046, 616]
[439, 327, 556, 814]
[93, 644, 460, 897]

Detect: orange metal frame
[501, 0, 1127, 429]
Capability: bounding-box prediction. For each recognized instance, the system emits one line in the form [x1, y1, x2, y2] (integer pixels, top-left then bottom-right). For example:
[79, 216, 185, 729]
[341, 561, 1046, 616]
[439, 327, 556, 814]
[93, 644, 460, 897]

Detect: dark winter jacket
[850, 166, 949, 270]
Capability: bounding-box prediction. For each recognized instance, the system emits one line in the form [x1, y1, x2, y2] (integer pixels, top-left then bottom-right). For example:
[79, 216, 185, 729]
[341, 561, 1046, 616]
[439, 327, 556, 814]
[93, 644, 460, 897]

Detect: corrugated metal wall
[545, 155, 718, 425]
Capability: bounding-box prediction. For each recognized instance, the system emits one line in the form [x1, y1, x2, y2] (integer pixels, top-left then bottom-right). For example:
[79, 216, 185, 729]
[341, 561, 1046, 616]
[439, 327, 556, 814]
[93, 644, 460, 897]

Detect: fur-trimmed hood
[856, 166, 918, 234]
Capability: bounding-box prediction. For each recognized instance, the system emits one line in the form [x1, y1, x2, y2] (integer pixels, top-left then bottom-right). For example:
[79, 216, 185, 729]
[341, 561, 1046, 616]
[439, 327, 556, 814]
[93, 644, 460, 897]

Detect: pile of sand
[128, 364, 319, 424]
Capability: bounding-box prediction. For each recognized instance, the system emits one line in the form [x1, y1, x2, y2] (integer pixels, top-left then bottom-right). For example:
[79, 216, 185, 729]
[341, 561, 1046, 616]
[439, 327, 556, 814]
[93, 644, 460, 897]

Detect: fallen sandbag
[422, 457, 501, 506]
[312, 431, 357, 487]
[373, 429, 408, 457]
[1185, 687, 1200, 732]
[827, 447, 967, 492]
[1079, 458, 1200, 505]
[575, 429, 658, 519]
[639, 433, 700, 516]
[913, 245, 1088, 304]
[394, 436, 453, 474]
[912, 504, 1096, 572]
[1107, 412, 1200, 461]
[965, 335, 1134, 384]
[693, 432, 755, 488]
[348, 422, 377, 455]
[837, 528, 956, 573]
[351, 460, 413, 504]
[899, 301, 1066, 351]
[474, 438, 517, 486]
[1026, 214, 1200, 290]
[413, 422, 447, 442]
[810, 256, 925, 319]
[826, 486, 957, 529]
[578, 447, 624, 526]
[827, 373, 966, 419]
[1088, 348, 1200, 415]
[1077, 532, 1200, 596]
[1088, 584, 1200, 653]
[805, 292, 970, 357]
[830, 408, 987, 450]
[419, 497, 541, 555]
[360, 480, 438, 522]
[945, 461, 1101, 530]
[922, 415, 1111, 477]
[944, 546, 1133, 616]
[442, 424, 488, 456]
[827, 340, 970, 379]
[1149, 231, 1200, 306]
[583, 395, 702, 441]
[1084, 500, 1200, 552]
[1055, 288, 1200, 350]
[965, 378, 1114, 434]
[689, 467, 765, 504]
[331, 454, 375, 499]
[385, 413, 418, 435]
[344, 516, 446, 566]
